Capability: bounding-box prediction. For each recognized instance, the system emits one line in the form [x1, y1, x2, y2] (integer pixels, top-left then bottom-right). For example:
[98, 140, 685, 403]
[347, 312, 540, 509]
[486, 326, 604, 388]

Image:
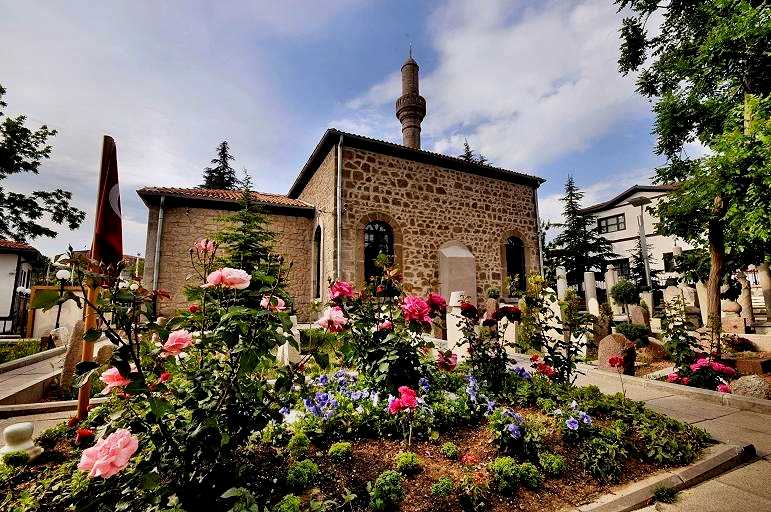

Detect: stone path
[575, 366, 771, 511]
[0, 353, 64, 404]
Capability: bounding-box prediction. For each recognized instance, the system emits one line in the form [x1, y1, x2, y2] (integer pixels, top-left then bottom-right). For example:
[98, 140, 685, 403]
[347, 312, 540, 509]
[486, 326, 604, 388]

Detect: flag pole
[77, 135, 122, 420]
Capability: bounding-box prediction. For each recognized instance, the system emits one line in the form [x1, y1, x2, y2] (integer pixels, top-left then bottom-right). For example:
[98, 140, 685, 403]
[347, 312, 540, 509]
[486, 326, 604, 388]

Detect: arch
[353, 212, 403, 286]
[499, 229, 533, 295]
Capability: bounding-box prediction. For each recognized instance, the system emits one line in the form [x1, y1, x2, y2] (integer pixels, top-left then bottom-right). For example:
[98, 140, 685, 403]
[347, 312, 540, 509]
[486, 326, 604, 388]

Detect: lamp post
[628, 196, 652, 289]
[54, 269, 71, 329]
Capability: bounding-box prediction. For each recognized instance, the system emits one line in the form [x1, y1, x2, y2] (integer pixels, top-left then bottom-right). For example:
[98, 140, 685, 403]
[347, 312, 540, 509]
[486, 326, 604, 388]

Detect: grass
[0, 339, 41, 365]
[653, 485, 679, 504]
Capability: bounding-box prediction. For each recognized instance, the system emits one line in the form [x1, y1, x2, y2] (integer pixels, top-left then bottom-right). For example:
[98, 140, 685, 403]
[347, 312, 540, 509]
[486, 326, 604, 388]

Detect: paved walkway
[575, 366, 771, 511]
[0, 353, 64, 404]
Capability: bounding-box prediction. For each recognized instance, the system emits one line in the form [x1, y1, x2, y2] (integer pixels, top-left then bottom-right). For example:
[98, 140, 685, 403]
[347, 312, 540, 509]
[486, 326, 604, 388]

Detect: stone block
[722, 316, 746, 335]
[629, 305, 650, 328]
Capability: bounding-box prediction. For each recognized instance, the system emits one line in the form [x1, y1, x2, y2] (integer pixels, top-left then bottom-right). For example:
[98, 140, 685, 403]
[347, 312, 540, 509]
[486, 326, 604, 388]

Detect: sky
[1, 0, 668, 258]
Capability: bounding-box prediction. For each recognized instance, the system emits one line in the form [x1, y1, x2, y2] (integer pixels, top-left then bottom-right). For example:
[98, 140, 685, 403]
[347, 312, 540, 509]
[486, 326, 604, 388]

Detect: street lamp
[628, 196, 652, 289]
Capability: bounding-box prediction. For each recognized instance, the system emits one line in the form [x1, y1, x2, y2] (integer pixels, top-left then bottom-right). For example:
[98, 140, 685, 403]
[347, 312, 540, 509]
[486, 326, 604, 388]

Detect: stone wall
[296, 147, 337, 302]
[339, 147, 540, 302]
[142, 205, 314, 320]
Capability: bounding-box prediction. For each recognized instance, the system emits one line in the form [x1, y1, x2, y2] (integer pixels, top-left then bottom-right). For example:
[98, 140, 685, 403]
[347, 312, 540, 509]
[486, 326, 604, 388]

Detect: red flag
[91, 135, 123, 271]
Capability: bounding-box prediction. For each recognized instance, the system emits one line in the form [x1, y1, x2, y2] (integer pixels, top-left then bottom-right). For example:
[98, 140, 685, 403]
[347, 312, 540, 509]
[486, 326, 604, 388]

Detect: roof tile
[137, 187, 314, 209]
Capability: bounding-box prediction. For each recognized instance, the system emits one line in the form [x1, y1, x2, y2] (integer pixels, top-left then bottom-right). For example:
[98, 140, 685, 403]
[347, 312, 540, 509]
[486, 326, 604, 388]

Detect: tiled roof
[0, 240, 37, 252]
[578, 184, 678, 215]
[288, 128, 545, 198]
[137, 187, 314, 210]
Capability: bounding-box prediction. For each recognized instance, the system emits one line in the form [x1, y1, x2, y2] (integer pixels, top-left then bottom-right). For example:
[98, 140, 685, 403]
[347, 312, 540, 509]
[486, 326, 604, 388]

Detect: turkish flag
[91, 135, 123, 272]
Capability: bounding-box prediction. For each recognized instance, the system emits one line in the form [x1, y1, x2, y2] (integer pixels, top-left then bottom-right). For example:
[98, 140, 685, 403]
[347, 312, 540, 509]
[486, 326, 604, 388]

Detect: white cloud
[337, 0, 648, 172]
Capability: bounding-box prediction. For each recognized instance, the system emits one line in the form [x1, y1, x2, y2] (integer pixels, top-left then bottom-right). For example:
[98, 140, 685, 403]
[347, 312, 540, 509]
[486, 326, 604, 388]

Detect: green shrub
[287, 431, 310, 459]
[328, 441, 352, 462]
[535, 397, 556, 414]
[286, 459, 319, 491]
[0, 339, 40, 364]
[486, 287, 501, 299]
[516, 462, 543, 489]
[394, 451, 422, 475]
[610, 280, 638, 308]
[440, 442, 459, 460]
[615, 322, 650, 346]
[458, 474, 488, 511]
[274, 494, 301, 512]
[34, 422, 69, 450]
[578, 423, 628, 483]
[538, 452, 566, 476]
[1, 450, 29, 467]
[488, 456, 520, 495]
[369, 470, 405, 511]
[653, 486, 679, 504]
[431, 476, 454, 497]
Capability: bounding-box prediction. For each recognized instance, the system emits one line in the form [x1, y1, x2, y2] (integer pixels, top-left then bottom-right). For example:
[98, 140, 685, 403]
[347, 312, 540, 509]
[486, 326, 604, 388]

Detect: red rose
[427, 292, 447, 314]
[67, 416, 79, 428]
[437, 351, 458, 371]
[75, 427, 95, 445]
[460, 302, 478, 319]
[536, 363, 556, 378]
[608, 355, 624, 369]
[530, 354, 540, 362]
[158, 371, 171, 383]
[188, 304, 201, 314]
[461, 453, 480, 465]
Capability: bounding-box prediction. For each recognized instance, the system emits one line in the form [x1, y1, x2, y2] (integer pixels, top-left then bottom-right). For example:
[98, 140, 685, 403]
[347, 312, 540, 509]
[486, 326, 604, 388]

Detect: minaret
[395, 49, 426, 149]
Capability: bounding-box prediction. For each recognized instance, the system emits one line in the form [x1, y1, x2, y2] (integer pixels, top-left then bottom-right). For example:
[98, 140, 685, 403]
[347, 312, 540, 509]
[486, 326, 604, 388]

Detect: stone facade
[339, 147, 540, 302]
[142, 205, 313, 320]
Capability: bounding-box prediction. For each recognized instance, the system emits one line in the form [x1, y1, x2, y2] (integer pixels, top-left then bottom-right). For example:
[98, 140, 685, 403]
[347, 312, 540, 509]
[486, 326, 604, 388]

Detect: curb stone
[577, 443, 754, 512]
[0, 346, 66, 374]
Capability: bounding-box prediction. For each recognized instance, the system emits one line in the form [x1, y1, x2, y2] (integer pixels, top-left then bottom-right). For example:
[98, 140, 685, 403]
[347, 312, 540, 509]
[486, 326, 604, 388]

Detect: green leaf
[72, 368, 98, 389]
[83, 328, 102, 343]
[314, 352, 330, 369]
[75, 360, 100, 374]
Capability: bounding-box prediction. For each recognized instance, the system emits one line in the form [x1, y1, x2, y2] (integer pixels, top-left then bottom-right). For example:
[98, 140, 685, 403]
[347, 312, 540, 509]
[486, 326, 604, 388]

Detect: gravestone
[759, 263, 771, 317]
[597, 334, 636, 375]
[60, 320, 84, 393]
[584, 271, 600, 316]
[605, 266, 622, 315]
[589, 313, 611, 360]
[629, 305, 650, 328]
[439, 243, 476, 306]
[722, 316, 746, 335]
[556, 267, 568, 301]
[446, 291, 467, 361]
[680, 285, 697, 307]
[721, 300, 742, 319]
[277, 315, 302, 365]
[736, 271, 755, 326]
[695, 281, 709, 326]
[637, 340, 667, 363]
[663, 286, 681, 305]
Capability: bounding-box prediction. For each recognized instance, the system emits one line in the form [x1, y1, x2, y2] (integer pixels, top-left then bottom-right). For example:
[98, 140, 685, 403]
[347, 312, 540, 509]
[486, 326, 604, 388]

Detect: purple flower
[503, 409, 524, 425]
[514, 366, 532, 380]
[466, 375, 479, 402]
[505, 423, 522, 440]
[578, 411, 592, 425]
[566, 417, 579, 431]
[279, 406, 290, 416]
[419, 377, 430, 393]
[552, 408, 562, 416]
[317, 375, 329, 386]
[484, 397, 496, 416]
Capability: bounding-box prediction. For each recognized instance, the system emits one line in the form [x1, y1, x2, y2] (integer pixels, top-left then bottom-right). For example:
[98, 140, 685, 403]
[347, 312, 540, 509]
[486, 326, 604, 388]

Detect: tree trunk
[706, 202, 725, 358]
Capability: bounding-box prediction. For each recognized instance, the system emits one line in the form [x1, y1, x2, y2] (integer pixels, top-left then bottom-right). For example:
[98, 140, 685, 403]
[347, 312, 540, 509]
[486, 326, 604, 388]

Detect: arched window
[364, 221, 394, 281]
[312, 226, 322, 298]
[505, 236, 526, 292]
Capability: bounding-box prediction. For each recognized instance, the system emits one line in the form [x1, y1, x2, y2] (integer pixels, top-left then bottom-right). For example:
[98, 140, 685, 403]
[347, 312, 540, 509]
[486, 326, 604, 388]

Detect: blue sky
[1, 0, 665, 257]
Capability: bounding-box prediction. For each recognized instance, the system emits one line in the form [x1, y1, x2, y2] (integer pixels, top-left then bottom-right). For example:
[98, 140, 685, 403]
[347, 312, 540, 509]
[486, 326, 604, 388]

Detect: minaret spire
[395, 48, 426, 149]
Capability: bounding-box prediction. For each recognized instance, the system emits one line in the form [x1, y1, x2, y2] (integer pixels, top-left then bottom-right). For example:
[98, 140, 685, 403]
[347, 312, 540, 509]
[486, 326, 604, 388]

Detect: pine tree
[201, 141, 238, 189]
[459, 139, 475, 162]
[551, 176, 616, 287]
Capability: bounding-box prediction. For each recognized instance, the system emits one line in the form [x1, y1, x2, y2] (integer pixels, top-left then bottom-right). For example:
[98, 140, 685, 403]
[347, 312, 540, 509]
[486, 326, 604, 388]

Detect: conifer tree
[459, 139, 475, 162]
[201, 141, 238, 189]
[550, 176, 615, 287]
[627, 237, 658, 290]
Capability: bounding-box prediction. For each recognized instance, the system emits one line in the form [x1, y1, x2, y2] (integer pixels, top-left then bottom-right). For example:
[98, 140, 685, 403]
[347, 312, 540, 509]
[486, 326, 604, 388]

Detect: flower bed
[0, 235, 712, 511]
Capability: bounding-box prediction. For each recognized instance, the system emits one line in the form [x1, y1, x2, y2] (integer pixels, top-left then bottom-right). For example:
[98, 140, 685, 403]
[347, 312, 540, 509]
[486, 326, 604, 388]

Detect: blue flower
[484, 397, 496, 416]
[579, 411, 592, 425]
[419, 377, 430, 393]
[503, 409, 524, 425]
[279, 406, 290, 416]
[466, 375, 479, 402]
[317, 375, 329, 386]
[514, 366, 532, 380]
[566, 417, 579, 431]
[505, 423, 522, 440]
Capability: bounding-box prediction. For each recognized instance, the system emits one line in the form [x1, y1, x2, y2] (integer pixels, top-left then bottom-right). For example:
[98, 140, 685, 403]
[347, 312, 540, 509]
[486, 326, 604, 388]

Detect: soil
[302, 416, 672, 511]
[635, 361, 672, 377]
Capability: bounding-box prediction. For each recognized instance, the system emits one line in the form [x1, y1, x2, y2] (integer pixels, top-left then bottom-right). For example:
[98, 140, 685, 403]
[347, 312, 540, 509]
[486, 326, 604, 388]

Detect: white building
[578, 185, 693, 284]
[0, 240, 38, 334]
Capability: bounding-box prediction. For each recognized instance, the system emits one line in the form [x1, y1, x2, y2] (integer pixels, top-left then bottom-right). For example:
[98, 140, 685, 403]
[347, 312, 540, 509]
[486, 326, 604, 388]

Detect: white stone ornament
[118, 281, 128, 289]
[129, 283, 139, 291]
[55, 269, 71, 281]
[0, 422, 44, 461]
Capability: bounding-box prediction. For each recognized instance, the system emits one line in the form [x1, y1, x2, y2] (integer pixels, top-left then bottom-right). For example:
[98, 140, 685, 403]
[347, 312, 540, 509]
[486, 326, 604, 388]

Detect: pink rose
[315, 306, 348, 333]
[402, 295, 432, 324]
[717, 383, 731, 394]
[78, 428, 139, 479]
[202, 267, 251, 289]
[378, 319, 394, 331]
[100, 367, 132, 394]
[427, 292, 447, 313]
[398, 386, 418, 409]
[193, 238, 215, 254]
[666, 372, 681, 383]
[162, 329, 193, 357]
[260, 295, 287, 312]
[388, 397, 403, 415]
[690, 358, 710, 372]
[681, 377, 690, 385]
[329, 281, 354, 300]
